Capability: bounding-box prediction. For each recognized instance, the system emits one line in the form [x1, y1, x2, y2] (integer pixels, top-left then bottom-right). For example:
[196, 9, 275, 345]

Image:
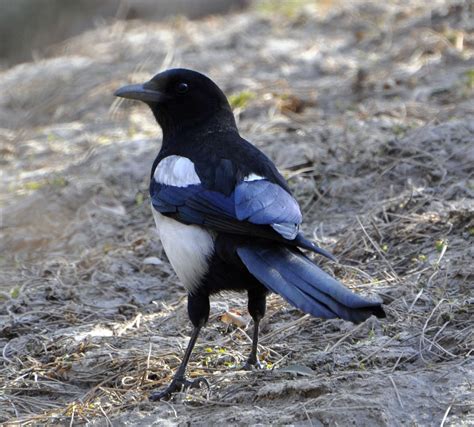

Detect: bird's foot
[149, 376, 210, 401]
[241, 358, 263, 371]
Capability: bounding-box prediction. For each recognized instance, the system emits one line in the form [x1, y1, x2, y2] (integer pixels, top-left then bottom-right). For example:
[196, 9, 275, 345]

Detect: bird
[114, 68, 386, 401]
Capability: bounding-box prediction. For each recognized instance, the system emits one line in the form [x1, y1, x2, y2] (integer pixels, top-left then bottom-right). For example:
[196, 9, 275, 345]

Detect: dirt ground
[1, 0, 473, 425]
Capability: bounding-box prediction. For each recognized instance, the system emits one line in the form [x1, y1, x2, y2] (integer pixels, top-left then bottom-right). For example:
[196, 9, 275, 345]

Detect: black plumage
[115, 68, 386, 400]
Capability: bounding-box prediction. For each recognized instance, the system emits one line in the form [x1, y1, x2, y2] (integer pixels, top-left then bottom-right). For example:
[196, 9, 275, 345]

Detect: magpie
[115, 68, 386, 400]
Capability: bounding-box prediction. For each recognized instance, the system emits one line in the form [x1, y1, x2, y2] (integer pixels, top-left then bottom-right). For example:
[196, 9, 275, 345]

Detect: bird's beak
[114, 82, 168, 103]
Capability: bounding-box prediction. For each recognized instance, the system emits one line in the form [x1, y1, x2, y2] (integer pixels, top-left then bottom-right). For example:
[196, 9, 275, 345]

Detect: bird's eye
[177, 82, 189, 94]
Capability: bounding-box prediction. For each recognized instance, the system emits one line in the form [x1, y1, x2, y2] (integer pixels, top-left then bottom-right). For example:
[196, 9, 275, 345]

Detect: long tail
[237, 244, 385, 323]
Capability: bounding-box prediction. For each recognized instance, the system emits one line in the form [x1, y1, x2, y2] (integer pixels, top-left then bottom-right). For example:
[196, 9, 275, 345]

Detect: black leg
[243, 318, 261, 369]
[150, 326, 209, 400]
[149, 292, 210, 401]
[243, 289, 267, 370]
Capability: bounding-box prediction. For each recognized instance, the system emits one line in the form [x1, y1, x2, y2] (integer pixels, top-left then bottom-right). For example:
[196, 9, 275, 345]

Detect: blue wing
[235, 180, 301, 238]
[150, 178, 302, 241]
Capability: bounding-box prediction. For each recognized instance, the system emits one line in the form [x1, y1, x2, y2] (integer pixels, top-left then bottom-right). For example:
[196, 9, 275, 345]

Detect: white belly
[152, 209, 215, 292]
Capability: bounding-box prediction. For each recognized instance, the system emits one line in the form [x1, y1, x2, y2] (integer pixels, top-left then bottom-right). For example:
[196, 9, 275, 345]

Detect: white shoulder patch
[244, 173, 265, 182]
[154, 155, 201, 187]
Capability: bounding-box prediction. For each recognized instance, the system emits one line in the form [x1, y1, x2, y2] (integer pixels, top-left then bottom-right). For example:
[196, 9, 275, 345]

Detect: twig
[388, 375, 404, 408]
[356, 216, 400, 281]
[69, 404, 75, 427]
[408, 288, 424, 312]
[260, 315, 310, 344]
[439, 404, 452, 427]
[419, 299, 446, 363]
[358, 335, 399, 365]
[326, 322, 367, 353]
[303, 403, 314, 426]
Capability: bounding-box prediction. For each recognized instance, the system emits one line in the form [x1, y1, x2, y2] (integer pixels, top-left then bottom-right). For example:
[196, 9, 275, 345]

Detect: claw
[187, 377, 210, 390]
[241, 359, 263, 371]
[149, 376, 210, 401]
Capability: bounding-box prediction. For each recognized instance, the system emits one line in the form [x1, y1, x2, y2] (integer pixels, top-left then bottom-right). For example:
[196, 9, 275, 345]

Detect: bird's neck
[157, 108, 238, 145]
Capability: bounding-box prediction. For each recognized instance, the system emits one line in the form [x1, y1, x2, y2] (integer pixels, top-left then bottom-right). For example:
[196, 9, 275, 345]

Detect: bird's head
[115, 68, 236, 137]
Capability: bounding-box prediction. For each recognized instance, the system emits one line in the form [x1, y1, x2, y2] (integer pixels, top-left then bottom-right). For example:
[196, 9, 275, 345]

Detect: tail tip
[373, 305, 386, 319]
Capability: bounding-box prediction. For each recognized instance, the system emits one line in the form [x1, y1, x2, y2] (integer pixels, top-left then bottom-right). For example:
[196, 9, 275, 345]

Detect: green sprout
[465, 70, 474, 90]
[135, 192, 144, 206]
[228, 91, 256, 110]
[435, 239, 447, 253]
[24, 181, 45, 191]
[10, 287, 20, 299]
[49, 176, 68, 187]
[255, 0, 313, 18]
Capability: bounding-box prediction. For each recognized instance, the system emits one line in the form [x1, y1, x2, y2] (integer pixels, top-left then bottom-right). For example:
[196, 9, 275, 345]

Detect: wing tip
[294, 234, 338, 262]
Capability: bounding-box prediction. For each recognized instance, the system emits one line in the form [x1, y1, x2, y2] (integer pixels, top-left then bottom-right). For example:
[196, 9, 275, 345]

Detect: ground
[1, 0, 473, 425]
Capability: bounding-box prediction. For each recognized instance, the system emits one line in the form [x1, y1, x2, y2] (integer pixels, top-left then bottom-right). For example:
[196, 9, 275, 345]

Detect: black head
[115, 68, 236, 137]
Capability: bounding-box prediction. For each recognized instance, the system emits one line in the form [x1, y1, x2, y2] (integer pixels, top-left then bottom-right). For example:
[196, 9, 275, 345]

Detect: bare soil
[1, 0, 473, 425]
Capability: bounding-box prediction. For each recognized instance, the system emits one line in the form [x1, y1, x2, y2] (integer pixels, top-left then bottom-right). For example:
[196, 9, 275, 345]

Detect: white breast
[152, 209, 215, 293]
[154, 155, 201, 187]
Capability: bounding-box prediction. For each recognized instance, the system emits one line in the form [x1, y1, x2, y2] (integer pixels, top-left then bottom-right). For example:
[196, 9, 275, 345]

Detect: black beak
[114, 82, 168, 103]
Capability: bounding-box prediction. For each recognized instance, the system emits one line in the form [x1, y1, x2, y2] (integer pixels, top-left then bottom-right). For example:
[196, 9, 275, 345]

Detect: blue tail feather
[237, 245, 385, 323]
